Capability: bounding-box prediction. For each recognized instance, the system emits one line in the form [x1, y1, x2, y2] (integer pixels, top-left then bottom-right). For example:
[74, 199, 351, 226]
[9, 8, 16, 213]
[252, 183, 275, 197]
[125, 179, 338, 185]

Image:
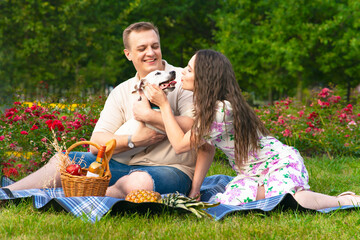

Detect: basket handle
[66, 141, 100, 154]
[65, 139, 116, 178]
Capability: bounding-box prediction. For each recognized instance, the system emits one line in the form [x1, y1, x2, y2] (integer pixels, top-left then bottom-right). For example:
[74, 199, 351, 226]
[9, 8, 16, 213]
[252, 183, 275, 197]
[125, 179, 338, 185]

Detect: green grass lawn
[1, 156, 360, 239]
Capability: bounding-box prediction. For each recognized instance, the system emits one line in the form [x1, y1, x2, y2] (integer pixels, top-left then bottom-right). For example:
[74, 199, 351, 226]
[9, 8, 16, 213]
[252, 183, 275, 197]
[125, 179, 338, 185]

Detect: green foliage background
[0, 0, 359, 103]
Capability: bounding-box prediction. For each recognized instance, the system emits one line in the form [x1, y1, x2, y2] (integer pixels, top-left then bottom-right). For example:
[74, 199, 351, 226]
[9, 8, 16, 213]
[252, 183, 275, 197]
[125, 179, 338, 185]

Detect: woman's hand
[145, 84, 169, 108]
[188, 188, 201, 201]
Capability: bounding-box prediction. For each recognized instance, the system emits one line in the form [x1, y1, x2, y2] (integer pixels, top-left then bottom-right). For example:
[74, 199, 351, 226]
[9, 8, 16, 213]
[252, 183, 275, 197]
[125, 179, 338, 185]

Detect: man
[6, 22, 195, 199]
[89, 22, 195, 198]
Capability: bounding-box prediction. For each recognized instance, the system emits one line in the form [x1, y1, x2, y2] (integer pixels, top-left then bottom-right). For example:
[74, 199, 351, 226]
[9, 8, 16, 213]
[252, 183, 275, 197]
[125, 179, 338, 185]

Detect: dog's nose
[170, 71, 176, 79]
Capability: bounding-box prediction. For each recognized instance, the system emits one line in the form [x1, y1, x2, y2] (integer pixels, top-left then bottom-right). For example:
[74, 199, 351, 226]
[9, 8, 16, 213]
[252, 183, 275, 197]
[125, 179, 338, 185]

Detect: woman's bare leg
[294, 190, 360, 210]
[6, 154, 63, 191]
[256, 185, 265, 200]
[256, 186, 359, 209]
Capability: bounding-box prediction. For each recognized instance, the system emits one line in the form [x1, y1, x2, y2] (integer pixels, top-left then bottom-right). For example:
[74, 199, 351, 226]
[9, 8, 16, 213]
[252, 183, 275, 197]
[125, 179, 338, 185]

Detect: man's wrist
[127, 135, 135, 148]
[136, 108, 154, 123]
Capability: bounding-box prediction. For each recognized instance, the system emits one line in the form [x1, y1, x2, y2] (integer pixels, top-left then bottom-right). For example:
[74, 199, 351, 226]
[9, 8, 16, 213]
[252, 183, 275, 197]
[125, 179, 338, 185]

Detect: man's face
[124, 30, 164, 79]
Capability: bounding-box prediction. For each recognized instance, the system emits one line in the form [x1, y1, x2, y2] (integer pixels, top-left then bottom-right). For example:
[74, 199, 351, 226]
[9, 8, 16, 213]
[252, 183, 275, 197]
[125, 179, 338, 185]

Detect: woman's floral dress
[205, 101, 310, 205]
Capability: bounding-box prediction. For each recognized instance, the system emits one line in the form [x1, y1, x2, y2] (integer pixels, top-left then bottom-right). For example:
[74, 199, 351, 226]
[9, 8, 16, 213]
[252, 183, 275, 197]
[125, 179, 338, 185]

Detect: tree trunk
[268, 87, 273, 105]
[346, 77, 351, 103]
[296, 72, 303, 102]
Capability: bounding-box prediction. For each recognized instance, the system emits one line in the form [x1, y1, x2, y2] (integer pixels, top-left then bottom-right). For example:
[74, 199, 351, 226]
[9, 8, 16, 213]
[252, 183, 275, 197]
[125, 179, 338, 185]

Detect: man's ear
[124, 49, 131, 61]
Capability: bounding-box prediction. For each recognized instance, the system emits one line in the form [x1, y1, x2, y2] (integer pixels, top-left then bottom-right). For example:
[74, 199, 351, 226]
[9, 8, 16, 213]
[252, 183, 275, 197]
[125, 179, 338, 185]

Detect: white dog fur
[114, 70, 177, 160]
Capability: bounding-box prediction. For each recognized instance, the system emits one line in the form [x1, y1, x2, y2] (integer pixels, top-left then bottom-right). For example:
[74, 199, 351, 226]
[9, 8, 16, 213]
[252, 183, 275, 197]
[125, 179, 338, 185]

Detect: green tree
[0, 0, 220, 102]
[214, 0, 360, 103]
[315, 0, 360, 102]
[0, 0, 131, 101]
[121, 0, 219, 71]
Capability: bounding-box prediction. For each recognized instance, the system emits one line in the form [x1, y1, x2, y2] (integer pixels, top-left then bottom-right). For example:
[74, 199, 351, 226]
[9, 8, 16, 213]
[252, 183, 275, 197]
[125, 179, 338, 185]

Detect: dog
[113, 70, 177, 161]
[133, 70, 177, 103]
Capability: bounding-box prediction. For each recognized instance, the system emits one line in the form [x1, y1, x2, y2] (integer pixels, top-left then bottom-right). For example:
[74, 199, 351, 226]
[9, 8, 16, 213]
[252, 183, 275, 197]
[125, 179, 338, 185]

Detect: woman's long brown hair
[191, 49, 269, 168]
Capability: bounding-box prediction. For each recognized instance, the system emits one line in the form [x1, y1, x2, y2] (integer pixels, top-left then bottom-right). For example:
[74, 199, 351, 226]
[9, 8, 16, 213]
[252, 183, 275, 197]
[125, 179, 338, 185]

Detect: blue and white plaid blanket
[0, 175, 357, 223]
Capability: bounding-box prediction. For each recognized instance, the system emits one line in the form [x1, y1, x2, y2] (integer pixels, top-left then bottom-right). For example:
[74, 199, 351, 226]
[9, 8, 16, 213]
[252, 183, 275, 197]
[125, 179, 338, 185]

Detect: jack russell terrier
[114, 70, 177, 160]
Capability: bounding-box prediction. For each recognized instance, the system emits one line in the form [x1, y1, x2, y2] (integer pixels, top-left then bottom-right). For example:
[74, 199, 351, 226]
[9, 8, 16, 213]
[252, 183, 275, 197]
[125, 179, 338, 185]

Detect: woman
[145, 49, 360, 209]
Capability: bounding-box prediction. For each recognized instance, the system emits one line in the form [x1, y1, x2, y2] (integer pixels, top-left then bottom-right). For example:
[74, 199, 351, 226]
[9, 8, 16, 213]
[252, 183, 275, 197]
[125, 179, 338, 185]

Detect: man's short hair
[123, 22, 160, 50]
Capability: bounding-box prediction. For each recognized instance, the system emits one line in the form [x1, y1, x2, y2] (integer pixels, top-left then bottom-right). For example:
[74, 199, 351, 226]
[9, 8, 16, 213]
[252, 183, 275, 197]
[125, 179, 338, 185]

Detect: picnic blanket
[0, 174, 358, 223]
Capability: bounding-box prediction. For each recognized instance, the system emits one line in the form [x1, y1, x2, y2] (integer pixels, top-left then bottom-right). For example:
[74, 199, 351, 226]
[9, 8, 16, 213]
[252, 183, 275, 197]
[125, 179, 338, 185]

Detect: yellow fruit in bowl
[125, 189, 162, 203]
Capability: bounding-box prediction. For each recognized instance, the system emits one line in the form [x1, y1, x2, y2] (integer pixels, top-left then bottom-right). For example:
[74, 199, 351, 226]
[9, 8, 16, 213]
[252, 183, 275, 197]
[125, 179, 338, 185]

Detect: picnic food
[86, 145, 107, 177]
[65, 164, 81, 176]
[60, 140, 115, 197]
[125, 190, 220, 218]
[125, 189, 162, 203]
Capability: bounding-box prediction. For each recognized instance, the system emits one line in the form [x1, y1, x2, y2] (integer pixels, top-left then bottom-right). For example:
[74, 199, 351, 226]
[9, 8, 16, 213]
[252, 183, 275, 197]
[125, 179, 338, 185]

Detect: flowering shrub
[256, 88, 359, 158]
[1, 88, 359, 180]
[0, 96, 105, 179]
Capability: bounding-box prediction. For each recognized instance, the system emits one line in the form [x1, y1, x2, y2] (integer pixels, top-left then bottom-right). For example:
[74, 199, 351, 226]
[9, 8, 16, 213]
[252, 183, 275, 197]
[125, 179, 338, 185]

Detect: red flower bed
[257, 88, 359, 157]
[1, 89, 359, 180]
[0, 96, 105, 179]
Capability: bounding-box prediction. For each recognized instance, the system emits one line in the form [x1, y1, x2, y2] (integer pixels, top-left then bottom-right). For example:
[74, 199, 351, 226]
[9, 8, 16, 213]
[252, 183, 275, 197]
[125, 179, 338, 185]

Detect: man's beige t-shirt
[93, 61, 195, 179]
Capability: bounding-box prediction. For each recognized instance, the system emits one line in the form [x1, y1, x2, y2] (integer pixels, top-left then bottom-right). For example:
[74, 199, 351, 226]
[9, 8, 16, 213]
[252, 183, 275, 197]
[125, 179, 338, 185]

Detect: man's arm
[90, 132, 127, 155]
[90, 123, 165, 155]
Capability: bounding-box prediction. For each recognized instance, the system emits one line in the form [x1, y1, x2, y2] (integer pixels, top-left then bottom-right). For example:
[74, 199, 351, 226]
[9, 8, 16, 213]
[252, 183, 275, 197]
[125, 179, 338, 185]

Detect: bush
[0, 88, 359, 180]
[257, 88, 360, 158]
[0, 96, 105, 179]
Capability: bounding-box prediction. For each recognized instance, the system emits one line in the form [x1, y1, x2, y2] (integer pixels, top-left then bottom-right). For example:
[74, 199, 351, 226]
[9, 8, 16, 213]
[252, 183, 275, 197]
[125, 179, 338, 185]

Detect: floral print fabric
[205, 101, 310, 205]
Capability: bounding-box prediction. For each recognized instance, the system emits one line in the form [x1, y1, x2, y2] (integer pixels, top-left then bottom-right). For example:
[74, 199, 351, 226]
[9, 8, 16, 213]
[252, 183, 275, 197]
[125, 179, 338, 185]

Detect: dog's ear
[139, 78, 147, 89]
[131, 83, 139, 94]
[132, 78, 146, 94]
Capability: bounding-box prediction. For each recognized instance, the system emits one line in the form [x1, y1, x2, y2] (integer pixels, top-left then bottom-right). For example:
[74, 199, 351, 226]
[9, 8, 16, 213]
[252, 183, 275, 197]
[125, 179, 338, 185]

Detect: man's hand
[132, 121, 165, 147]
[133, 91, 153, 123]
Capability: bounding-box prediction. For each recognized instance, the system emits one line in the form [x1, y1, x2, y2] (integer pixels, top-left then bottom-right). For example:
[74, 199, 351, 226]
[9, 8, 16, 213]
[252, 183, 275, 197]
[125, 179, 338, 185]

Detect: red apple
[66, 164, 81, 176]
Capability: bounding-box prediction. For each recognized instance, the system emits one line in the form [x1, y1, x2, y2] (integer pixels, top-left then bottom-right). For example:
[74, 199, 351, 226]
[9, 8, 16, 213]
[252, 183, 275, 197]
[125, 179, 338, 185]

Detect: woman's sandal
[337, 191, 360, 206]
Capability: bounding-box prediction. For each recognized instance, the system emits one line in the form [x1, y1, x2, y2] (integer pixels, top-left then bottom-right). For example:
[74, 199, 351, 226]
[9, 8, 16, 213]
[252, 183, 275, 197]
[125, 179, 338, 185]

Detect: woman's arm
[146, 84, 192, 154]
[188, 143, 215, 199]
[132, 94, 194, 133]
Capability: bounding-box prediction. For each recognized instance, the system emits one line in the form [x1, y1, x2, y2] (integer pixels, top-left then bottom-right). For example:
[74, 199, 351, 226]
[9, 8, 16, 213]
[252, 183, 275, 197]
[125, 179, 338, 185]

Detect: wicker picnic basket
[60, 139, 116, 197]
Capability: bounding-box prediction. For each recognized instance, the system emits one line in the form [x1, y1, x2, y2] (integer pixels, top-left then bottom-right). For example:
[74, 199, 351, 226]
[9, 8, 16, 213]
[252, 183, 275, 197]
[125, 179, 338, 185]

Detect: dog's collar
[150, 102, 160, 110]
